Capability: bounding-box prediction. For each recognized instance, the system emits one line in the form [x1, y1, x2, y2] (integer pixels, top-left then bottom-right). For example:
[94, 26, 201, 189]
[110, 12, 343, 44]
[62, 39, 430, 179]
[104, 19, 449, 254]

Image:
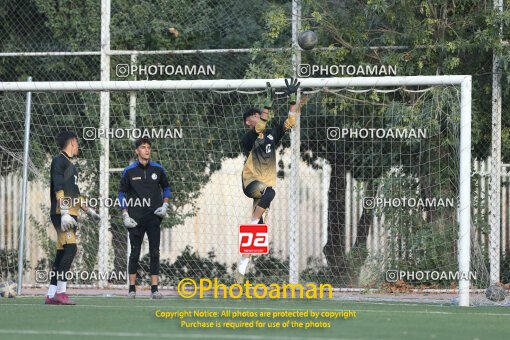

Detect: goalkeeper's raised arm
[282, 77, 300, 131]
[241, 78, 300, 153]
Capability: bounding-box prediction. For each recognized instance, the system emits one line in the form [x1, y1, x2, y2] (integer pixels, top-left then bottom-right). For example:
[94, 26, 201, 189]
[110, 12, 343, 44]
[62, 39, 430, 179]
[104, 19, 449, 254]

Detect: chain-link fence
[1, 0, 508, 303]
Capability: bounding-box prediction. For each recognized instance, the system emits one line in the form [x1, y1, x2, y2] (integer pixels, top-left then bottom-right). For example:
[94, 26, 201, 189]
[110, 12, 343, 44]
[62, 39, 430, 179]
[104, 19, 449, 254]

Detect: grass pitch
[0, 295, 509, 339]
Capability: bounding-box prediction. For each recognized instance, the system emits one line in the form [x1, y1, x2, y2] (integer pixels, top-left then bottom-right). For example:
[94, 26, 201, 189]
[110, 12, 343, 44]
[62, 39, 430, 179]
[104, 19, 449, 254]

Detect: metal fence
[2, 156, 507, 286]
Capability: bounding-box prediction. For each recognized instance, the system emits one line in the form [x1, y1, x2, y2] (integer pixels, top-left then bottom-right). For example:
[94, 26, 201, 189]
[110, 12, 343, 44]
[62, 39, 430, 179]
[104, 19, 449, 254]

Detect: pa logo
[151, 173, 158, 180]
[267, 134, 274, 140]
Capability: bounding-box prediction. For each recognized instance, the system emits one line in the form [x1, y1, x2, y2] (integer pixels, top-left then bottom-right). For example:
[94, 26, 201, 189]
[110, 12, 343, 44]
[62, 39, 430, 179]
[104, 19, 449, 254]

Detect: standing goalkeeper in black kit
[118, 137, 171, 299]
[46, 131, 101, 305]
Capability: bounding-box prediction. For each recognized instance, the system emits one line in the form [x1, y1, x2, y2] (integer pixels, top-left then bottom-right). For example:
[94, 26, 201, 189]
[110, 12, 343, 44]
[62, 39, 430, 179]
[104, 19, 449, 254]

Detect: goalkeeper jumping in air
[118, 137, 171, 299]
[45, 131, 100, 305]
[236, 78, 300, 283]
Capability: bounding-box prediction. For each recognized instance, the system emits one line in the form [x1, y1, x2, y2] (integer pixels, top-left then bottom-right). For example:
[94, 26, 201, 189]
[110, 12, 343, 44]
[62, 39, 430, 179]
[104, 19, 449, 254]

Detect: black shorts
[128, 214, 162, 275]
[128, 214, 162, 240]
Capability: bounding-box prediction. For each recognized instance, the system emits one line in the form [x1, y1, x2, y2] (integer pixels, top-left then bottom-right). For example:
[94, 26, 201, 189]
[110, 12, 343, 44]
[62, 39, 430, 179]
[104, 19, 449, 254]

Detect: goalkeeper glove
[86, 208, 101, 221]
[263, 82, 275, 109]
[123, 211, 138, 228]
[60, 208, 77, 232]
[154, 202, 169, 218]
[283, 77, 300, 105]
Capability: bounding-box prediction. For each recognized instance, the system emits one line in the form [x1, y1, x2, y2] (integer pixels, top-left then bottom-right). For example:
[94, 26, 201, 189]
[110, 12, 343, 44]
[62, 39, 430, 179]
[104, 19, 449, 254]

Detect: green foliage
[300, 247, 368, 287]
[0, 0, 272, 230]
[263, 6, 289, 43]
[255, 0, 508, 162]
[139, 245, 229, 286]
[137, 246, 291, 286]
[380, 171, 458, 286]
[244, 249, 289, 284]
[30, 210, 55, 261]
[247, 1, 493, 282]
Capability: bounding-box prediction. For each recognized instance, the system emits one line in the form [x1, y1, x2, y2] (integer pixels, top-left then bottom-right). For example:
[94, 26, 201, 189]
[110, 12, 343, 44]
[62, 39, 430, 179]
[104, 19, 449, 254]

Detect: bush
[244, 250, 289, 284]
[138, 245, 229, 286]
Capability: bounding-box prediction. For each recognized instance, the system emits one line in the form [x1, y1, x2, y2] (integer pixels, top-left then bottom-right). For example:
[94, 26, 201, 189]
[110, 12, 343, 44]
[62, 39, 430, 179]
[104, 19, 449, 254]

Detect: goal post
[0, 76, 474, 306]
[459, 77, 472, 307]
[16, 77, 33, 295]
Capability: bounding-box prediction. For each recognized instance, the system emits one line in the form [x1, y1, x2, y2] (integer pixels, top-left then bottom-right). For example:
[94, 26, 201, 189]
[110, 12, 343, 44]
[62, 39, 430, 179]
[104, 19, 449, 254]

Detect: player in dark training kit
[118, 137, 171, 299]
[46, 131, 100, 305]
[235, 78, 301, 283]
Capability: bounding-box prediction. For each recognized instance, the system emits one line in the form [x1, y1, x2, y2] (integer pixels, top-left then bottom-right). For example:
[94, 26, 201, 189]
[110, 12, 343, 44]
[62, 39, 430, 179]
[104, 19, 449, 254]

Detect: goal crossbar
[0, 75, 471, 91]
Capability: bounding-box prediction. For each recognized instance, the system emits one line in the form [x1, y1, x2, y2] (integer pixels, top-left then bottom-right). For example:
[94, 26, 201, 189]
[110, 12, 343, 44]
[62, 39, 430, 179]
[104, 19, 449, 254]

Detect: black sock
[151, 285, 158, 293]
[129, 284, 136, 293]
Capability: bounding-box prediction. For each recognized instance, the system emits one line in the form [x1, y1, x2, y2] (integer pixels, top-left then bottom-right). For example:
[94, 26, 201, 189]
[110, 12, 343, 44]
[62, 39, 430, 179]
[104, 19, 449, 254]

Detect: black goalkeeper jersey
[241, 122, 286, 188]
[50, 152, 80, 216]
[118, 160, 171, 220]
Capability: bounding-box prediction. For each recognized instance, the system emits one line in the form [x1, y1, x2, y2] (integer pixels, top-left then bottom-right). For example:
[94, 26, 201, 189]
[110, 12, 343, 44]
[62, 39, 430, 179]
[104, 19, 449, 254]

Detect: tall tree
[246, 0, 510, 281]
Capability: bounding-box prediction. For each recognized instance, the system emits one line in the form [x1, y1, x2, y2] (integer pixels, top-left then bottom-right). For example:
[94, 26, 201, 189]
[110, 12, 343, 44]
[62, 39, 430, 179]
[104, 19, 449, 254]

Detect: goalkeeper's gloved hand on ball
[154, 202, 169, 218]
[60, 208, 77, 231]
[283, 77, 300, 105]
[123, 211, 138, 228]
[86, 208, 101, 221]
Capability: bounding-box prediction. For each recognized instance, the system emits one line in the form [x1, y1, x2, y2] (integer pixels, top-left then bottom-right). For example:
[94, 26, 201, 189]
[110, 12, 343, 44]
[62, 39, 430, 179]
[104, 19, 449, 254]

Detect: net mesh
[0, 82, 494, 303]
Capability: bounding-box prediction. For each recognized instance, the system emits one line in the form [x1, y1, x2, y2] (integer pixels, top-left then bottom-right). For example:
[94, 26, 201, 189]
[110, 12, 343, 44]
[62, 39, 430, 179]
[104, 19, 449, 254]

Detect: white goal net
[0, 76, 485, 306]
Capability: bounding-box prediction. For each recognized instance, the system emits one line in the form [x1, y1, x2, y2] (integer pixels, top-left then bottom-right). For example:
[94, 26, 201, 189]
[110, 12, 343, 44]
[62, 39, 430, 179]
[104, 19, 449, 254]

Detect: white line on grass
[8, 295, 455, 307]
[17, 295, 450, 305]
[2, 303, 509, 317]
[0, 329, 364, 340]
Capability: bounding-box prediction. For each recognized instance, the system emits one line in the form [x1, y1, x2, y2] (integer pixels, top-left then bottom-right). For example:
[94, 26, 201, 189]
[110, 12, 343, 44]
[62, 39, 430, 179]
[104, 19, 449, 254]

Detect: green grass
[0, 296, 509, 339]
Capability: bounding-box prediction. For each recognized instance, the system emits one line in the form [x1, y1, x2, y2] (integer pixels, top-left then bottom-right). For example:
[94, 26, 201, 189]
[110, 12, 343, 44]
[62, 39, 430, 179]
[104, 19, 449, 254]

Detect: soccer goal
[0, 76, 482, 306]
